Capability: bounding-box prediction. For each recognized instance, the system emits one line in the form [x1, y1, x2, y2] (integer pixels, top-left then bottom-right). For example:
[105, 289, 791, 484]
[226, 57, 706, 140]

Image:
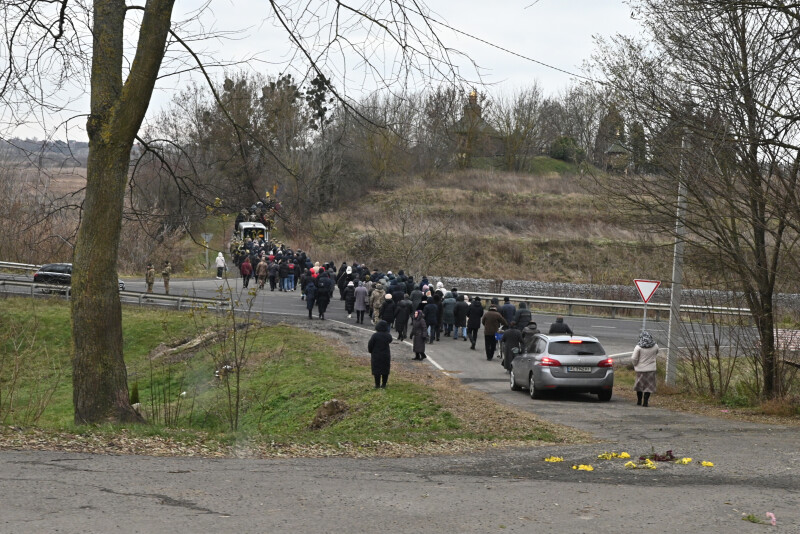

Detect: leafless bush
[0, 311, 63, 425]
[0, 167, 78, 263]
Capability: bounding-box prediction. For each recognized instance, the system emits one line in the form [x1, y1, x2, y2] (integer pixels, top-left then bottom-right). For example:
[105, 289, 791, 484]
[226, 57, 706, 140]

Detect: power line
[410, 7, 600, 84]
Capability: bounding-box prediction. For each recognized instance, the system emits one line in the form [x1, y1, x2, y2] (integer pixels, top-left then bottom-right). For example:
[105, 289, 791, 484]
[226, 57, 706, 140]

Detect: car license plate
[567, 366, 592, 373]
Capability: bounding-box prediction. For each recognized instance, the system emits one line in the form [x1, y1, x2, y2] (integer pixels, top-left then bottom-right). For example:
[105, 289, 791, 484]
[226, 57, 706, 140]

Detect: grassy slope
[301, 160, 676, 285]
[0, 297, 567, 448]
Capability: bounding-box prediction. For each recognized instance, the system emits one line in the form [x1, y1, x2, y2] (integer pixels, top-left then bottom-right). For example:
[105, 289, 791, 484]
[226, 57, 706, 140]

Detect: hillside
[295, 160, 677, 286]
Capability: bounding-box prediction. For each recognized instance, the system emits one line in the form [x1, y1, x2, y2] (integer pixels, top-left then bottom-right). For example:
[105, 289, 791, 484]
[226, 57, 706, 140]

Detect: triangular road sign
[634, 279, 661, 303]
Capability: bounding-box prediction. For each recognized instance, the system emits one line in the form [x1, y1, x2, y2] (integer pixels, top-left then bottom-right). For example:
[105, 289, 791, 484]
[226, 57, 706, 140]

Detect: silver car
[509, 334, 614, 401]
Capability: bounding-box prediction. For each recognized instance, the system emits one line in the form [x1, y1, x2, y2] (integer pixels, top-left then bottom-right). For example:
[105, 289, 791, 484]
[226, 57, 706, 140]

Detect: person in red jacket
[239, 256, 253, 288]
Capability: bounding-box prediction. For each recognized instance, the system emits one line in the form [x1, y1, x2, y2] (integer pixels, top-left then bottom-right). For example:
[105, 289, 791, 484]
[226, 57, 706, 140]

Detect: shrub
[548, 136, 585, 164]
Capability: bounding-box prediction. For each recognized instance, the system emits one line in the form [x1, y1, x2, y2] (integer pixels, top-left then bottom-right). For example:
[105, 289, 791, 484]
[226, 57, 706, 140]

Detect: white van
[238, 222, 269, 242]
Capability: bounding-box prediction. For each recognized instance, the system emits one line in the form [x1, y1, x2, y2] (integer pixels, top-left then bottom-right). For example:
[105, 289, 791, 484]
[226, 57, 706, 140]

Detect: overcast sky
[16, 0, 642, 141]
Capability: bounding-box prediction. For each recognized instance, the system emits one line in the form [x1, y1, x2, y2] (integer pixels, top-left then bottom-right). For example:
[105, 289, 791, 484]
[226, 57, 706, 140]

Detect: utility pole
[666, 134, 688, 386]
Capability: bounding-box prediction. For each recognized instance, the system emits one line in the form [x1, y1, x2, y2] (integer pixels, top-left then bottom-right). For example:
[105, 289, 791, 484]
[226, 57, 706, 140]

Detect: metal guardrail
[451, 291, 750, 321]
[0, 280, 231, 311]
[0, 261, 41, 271]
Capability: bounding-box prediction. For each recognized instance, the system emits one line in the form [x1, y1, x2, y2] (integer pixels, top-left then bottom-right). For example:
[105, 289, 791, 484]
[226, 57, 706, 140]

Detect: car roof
[40, 263, 72, 269]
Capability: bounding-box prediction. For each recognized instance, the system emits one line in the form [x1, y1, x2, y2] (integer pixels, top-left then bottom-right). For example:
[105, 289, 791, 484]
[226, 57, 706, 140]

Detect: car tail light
[539, 357, 561, 367]
[568, 339, 583, 344]
[598, 358, 613, 368]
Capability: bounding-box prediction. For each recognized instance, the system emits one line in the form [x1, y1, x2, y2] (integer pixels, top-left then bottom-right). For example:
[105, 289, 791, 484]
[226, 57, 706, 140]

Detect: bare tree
[491, 85, 544, 171]
[0, 1, 468, 423]
[592, 0, 800, 397]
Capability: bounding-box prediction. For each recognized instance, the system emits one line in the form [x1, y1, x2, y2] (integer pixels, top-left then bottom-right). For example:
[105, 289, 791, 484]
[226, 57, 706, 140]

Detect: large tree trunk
[71, 0, 175, 424]
[72, 143, 140, 423]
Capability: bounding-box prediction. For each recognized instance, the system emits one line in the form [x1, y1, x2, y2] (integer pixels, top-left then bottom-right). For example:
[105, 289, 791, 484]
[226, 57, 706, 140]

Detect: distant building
[604, 139, 631, 173]
[452, 90, 503, 166]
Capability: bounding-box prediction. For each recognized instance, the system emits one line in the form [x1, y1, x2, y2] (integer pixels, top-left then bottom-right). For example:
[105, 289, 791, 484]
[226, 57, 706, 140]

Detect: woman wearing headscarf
[215, 252, 226, 279]
[344, 281, 357, 318]
[631, 331, 659, 406]
[368, 320, 393, 388]
[411, 310, 428, 360]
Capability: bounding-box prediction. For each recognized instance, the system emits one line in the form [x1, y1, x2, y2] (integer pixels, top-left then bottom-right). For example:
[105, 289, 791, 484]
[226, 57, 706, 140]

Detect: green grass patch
[0, 297, 561, 449]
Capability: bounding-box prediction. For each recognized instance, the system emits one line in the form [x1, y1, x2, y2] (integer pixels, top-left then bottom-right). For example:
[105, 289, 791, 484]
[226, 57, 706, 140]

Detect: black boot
[636, 391, 643, 406]
[643, 392, 650, 407]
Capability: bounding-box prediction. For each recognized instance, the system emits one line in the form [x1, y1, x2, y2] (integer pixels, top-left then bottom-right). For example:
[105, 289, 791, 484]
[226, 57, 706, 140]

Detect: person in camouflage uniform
[145, 263, 155, 293]
[161, 260, 172, 295]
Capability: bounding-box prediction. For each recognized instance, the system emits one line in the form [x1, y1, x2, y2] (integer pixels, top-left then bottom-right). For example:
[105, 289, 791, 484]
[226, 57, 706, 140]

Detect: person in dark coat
[405, 276, 416, 296]
[500, 296, 516, 325]
[304, 278, 317, 319]
[379, 293, 396, 328]
[368, 320, 393, 388]
[394, 295, 413, 341]
[423, 298, 439, 344]
[442, 291, 456, 337]
[316, 272, 334, 319]
[501, 327, 524, 371]
[411, 310, 428, 360]
[548, 316, 573, 335]
[466, 296, 484, 350]
[513, 302, 532, 329]
[453, 294, 469, 341]
[433, 291, 444, 341]
[522, 321, 541, 353]
[337, 265, 350, 300]
[410, 288, 423, 311]
[354, 281, 368, 324]
[278, 260, 290, 291]
[481, 304, 508, 361]
[268, 261, 279, 291]
[343, 281, 356, 318]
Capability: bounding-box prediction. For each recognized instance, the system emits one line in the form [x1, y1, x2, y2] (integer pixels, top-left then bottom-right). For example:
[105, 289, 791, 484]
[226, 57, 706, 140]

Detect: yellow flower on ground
[618, 452, 631, 459]
[597, 452, 615, 460]
[572, 464, 594, 471]
[676, 457, 693, 465]
[701, 461, 714, 467]
[544, 456, 564, 463]
[624, 461, 637, 469]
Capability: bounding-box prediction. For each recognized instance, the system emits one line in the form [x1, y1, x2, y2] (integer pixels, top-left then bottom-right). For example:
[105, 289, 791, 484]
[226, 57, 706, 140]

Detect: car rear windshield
[548, 341, 605, 356]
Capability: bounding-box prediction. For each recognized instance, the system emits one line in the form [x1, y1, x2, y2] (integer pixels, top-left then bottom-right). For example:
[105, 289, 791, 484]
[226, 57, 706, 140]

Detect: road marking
[591, 325, 617, 329]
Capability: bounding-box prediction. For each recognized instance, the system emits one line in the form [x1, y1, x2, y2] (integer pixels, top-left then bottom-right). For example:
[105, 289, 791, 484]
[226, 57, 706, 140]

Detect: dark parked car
[33, 263, 125, 292]
[509, 334, 614, 401]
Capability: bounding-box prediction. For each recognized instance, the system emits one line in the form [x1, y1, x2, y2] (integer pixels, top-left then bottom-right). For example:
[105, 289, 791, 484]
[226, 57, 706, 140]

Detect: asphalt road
[1, 275, 798, 532]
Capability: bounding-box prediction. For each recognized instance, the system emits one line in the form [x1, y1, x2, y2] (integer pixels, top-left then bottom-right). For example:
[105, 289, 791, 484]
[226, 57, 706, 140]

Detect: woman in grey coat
[631, 331, 659, 406]
[354, 281, 368, 324]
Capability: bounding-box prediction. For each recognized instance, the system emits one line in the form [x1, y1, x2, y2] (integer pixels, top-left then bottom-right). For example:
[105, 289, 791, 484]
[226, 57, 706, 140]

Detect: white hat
[387, 270, 392, 275]
[436, 281, 444, 289]
[346, 266, 352, 274]
[385, 293, 392, 299]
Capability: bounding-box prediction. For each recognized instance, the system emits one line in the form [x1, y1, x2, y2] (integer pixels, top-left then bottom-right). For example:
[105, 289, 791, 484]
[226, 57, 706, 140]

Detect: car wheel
[510, 369, 521, 391]
[597, 390, 613, 402]
[529, 374, 543, 399]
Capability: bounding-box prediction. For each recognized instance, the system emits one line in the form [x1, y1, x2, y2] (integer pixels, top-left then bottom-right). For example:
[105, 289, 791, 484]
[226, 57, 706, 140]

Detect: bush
[548, 136, 585, 164]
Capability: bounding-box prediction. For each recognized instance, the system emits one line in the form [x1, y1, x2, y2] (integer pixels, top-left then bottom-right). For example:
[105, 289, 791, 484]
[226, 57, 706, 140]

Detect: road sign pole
[200, 233, 213, 271]
[642, 302, 648, 332]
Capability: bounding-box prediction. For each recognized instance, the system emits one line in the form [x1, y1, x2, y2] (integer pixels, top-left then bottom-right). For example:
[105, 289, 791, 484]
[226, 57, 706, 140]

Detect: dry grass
[313, 168, 673, 284]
